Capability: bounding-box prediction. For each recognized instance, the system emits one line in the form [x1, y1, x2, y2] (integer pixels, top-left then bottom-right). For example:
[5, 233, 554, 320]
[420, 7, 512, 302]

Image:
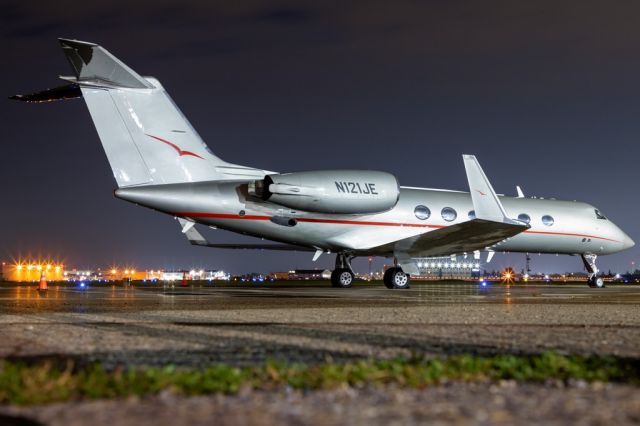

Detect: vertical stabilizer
[57, 39, 239, 187]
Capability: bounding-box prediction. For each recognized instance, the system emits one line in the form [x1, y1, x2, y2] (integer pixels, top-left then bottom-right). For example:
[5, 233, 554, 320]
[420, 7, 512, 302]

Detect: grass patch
[0, 353, 638, 405]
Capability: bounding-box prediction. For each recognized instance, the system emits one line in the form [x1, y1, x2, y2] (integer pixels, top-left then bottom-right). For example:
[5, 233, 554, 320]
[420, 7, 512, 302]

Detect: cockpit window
[595, 209, 607, 220]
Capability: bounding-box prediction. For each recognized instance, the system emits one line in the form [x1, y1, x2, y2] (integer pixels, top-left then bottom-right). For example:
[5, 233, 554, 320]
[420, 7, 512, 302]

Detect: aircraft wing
[177, 218, 314, 252]
[378, 219, 527, 257]
[371, 154, 529, 271]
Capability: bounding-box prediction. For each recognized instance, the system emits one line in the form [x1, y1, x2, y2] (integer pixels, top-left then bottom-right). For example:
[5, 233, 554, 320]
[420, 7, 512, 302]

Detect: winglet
[463, 155, 519, 225]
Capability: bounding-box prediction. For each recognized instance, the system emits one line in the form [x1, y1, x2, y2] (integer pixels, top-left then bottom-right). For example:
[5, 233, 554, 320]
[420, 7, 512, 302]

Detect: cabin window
[441, 207, 457, 222]
[414, 205, 431, 220]
[541, 215, 554, 226]
[595, 209, 607, 220]
[517, 213, 531, 224]
[468, 210, 476, 220]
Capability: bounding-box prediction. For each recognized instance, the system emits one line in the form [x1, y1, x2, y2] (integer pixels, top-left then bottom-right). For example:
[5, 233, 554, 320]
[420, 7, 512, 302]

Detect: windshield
[594, 209, 607, 220]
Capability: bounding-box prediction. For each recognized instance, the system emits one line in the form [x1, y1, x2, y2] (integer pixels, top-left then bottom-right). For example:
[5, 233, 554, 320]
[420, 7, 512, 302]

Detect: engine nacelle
[248, 170, 400, 214]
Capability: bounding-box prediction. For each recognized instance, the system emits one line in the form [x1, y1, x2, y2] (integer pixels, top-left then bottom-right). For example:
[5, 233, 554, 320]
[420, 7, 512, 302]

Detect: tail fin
[55, 39, 245, 187]
[10, 39, 267, 187]
[57, 38, 229, 187]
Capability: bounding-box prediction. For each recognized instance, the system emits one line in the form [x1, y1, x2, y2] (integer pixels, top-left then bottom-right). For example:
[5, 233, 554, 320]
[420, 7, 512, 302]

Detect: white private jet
[11, 39, 634, 289]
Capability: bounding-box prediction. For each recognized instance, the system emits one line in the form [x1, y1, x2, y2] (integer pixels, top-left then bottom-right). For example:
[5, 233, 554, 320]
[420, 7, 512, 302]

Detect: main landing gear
[331, 253, 355, 288]
[330, 254, 411, 289]
[582, 254, 605, 288]
[383, 267, 411, 289]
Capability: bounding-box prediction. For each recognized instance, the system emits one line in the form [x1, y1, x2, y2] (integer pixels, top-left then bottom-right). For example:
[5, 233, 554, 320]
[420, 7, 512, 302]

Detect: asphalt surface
[1, 281, 639, 367]
[1, 281, 639, 425]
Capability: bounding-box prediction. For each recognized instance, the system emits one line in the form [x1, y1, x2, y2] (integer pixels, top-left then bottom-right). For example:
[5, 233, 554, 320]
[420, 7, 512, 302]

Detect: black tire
[587, 276, 605, 288]
[331, 269, 340, 287]
[331, 269, 354, 288]
[383, 267, 395, 289]
[391, 269, 410, 289]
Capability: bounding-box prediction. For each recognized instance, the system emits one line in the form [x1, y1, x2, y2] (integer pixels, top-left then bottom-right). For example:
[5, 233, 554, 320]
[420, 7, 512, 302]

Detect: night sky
[2, 1, 639, 274]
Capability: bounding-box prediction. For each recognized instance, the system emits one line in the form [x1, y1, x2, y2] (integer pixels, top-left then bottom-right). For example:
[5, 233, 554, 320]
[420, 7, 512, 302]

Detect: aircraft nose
[622, 233, 635, 250]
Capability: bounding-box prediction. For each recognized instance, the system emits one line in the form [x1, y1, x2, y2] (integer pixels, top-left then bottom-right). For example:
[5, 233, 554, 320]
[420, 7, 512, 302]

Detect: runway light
[481, 281, 488, 287]
[501, 269, 514, 283]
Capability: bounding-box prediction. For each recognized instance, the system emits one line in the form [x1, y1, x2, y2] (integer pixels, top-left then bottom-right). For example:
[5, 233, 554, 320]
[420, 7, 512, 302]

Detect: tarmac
[1, 281, 640, 366]
[1, 281, 639, 425]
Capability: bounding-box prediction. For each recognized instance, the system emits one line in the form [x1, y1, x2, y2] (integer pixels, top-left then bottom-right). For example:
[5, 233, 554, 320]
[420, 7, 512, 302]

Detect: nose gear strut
[582, 254, 605, 288]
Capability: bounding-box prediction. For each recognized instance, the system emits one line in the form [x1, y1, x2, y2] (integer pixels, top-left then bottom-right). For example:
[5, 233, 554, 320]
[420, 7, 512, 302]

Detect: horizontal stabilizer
[194, 243, 315, 251]
[58, 38, 153, 88]
[176, 218, 314, 251]
[9, 84, 81, 103]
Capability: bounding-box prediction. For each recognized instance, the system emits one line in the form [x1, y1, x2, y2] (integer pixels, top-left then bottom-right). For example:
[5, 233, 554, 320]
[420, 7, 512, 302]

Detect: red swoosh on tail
[145, 134, 204, 159]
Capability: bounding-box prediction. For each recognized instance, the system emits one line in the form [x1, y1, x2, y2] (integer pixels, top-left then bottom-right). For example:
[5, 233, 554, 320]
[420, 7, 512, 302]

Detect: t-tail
[11, 38, 266, 187]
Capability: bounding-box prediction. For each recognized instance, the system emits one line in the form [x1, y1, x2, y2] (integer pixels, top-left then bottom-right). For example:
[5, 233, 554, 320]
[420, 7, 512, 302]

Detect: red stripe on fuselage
[523, 230, 619, 243]
[174, 212, 620, 243]
[296, 217, 445, 229]
[175, 212, 270, 220]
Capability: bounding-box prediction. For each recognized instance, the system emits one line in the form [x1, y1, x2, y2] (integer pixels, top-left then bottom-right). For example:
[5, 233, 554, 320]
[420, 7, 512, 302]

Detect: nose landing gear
[582, 254, 605, 288]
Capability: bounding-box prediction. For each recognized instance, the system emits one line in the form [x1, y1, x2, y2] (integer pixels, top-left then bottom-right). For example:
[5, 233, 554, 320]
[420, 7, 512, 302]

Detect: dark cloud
[252, 6, 320, 25]
[2, 0, 639, 274]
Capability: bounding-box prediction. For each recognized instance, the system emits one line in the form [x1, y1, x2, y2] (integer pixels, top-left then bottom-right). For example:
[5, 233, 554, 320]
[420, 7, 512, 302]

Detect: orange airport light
[501, 268, 515, 284]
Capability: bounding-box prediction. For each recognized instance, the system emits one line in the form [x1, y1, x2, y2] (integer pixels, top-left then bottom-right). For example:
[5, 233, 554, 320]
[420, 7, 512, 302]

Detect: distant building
[2, 261, 65, 282]
[271, 269, 330, 280]
[410, 256, 481, 279]
[63, 269, 103, 281]
[150, 270, 230, 281]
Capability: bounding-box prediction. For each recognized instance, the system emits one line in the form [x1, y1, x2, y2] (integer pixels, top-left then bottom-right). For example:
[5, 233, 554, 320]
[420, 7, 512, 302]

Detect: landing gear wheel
[384, 267, 410, 289]
[331, 269, 354, 288]
[582, 255, 604, 288]
[588, 276, 605, 288]
[383, 268, 395, 289]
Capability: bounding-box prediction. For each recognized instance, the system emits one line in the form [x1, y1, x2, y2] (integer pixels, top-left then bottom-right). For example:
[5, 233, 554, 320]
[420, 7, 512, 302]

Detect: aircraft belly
[499, 233, 597, 255]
